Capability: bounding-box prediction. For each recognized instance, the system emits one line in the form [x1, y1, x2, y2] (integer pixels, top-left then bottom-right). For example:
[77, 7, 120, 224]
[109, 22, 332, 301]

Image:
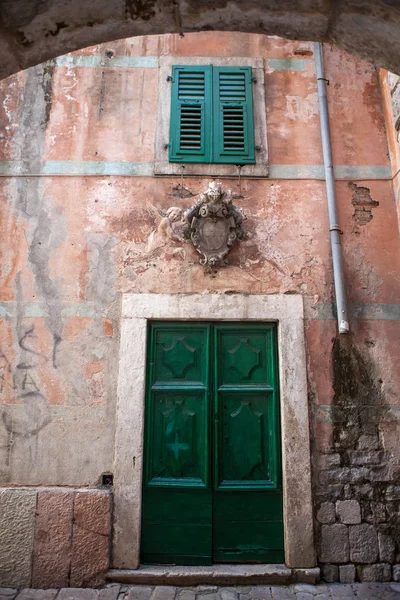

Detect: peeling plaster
[350, 182, 380, 227]
[286, 92, 319, 121]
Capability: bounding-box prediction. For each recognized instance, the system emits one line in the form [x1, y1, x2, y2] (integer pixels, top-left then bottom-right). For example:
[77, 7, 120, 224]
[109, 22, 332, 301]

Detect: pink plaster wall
[0, 32, 399, 584]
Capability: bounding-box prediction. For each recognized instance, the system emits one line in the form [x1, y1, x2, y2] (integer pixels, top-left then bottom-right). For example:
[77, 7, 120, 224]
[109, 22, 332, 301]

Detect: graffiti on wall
[0, 323, 56, 441]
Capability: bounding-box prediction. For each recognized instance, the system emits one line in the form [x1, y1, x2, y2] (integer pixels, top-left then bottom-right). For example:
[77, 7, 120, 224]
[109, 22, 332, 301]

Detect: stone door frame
[113, 293, 316, 569]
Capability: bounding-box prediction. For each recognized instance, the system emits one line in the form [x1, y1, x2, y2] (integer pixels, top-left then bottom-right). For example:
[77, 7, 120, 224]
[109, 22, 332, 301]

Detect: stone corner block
[74, 490, 112, 536]
[316, 502, 335, 524]
[349, 524, 378, 564]
[339, 564, 356, 583]
[292, 567, 320, 584]
[0, 489, 37, 588]
[321, 564, 339, 583]
[32, 489, 74, 588]
[70, 528, 110, 587]
[392, 565, 400, 582]
[69, 489, 112, 587]
[336, 500, 361, 524]
[357, 563, 391, 582]
[378, 532, 396, 564]
[319, 524, 349, 564]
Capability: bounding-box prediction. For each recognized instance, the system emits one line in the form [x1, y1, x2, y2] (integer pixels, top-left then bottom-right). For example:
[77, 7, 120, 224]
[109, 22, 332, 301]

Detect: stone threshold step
[107, 565, 320, 586]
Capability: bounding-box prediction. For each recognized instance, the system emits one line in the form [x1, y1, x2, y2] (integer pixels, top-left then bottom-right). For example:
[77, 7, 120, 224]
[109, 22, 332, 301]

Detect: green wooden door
[141, 322, 283, 565]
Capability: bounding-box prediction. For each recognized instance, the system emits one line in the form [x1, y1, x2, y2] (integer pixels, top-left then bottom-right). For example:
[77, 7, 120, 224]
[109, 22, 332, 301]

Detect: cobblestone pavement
[1, 583, 400, 600]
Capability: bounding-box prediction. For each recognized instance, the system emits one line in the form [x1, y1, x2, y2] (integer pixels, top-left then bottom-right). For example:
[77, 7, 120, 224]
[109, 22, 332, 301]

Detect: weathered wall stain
[85, 233, 118, 315]
[332, 336, 386, 454]
[0, 347, 12, 396]
[1, 144, 117, 488]
[3, 0, 400, 82]
[125, 0, 157, 21]
[28, 205, 66, 339]
[0, 59, 66, 471]
[314, 332, 400, 579]
[11, 61, 66, 343]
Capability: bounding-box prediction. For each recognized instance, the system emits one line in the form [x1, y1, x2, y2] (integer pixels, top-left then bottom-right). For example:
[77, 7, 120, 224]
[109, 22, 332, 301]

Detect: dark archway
[1, 0, 400, 80]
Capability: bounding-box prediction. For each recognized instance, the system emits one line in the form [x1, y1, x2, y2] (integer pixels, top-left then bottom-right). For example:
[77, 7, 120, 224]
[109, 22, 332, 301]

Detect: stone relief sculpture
[146, 182, 245, 271]
[182, 181, 246, 271]
[146, 205, 185, 252]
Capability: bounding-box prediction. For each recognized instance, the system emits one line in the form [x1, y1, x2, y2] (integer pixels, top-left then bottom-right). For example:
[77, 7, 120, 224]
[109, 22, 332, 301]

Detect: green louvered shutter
[213, 66, 255, 164]
[169, 65, 212, 163]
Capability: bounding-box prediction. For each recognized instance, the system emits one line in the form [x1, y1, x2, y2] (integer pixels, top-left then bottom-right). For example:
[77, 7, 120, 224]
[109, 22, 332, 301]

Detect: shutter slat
[218, 71, 246, 102]
[222, 105, 245, 152]
[178, 71, 206, 100]
[180, 105, 202, 150]
[178, 71, 203, 149]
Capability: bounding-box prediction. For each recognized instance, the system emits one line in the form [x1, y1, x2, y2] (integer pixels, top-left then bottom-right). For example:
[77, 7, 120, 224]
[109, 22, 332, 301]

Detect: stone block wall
[317, 501, 399, 583]
[0, 488, 112, 588]
[314, 336, 400, 583]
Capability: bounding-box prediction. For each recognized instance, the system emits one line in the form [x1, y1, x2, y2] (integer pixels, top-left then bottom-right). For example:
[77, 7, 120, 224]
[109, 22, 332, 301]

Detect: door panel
[212, 491, 284, 563]
[142, 324, 212, 565]
[141, 322, 283, 566]
[216, 328, 274, 386]
[213, 490, 283, 522]
[151, 325, 209, 386]
[212, 325, 283, 562]
[212, 520, 284, 563]
[148, 390, 208, 485]
[141, 489, 212, 565]
[215, 392, 275, 487]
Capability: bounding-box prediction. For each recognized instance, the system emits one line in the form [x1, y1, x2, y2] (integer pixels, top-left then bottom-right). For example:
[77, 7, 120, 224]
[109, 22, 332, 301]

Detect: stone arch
[1, 0, 400, 80]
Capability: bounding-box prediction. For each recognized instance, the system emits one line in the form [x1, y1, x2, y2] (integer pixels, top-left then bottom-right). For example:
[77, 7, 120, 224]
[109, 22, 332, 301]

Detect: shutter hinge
[251, 76, 257, 83]
[167, 75, 173, 82]
[164, 143, 170, 149]
[255, 145, 261, 151]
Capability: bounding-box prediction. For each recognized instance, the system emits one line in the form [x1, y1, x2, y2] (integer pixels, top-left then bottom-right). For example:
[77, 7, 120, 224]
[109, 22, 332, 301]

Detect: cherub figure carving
[157, 206, 185, 241]
[146, 205, 185, 252]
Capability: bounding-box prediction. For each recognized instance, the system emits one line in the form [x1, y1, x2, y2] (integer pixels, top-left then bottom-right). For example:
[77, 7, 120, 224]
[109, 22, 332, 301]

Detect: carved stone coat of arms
[183, 182, 245, 270]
